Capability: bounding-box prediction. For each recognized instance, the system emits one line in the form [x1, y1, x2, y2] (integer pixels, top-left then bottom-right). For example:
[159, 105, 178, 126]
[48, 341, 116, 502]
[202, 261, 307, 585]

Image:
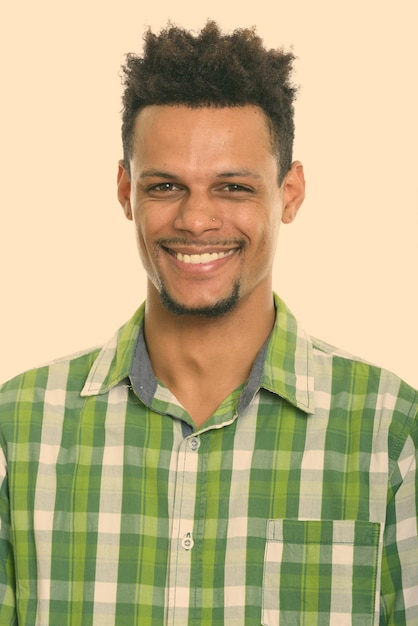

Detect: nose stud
[211, 217, 216, 222]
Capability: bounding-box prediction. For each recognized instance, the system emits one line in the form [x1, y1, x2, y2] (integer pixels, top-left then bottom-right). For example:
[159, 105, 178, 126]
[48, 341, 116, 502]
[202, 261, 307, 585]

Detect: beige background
[0, 0, 416, 386]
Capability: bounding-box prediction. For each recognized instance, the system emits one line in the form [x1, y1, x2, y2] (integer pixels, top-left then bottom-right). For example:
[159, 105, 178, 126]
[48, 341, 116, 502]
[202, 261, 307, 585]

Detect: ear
[281, 161, 305, 224]
[117, 160, 133, 220]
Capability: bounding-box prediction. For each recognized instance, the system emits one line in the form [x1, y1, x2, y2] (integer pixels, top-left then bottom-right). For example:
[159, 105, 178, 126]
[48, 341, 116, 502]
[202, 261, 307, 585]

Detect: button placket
[166, 436, 200, 621]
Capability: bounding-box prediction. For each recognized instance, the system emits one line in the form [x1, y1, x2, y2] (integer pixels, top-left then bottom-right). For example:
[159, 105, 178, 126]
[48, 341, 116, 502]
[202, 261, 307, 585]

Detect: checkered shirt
[1, 294, 417, 625]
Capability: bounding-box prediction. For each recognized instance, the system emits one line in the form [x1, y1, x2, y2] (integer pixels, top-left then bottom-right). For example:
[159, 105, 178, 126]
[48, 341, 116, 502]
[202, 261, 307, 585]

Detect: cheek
[132, 213, 155, 263]
[251, 219, 281, 271]
[133, 204, 170, 239]
[248, 213, 280, 249]
[132, 209, 171, 274]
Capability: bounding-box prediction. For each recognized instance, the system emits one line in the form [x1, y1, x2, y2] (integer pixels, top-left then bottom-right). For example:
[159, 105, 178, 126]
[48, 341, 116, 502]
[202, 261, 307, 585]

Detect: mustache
[155, 237, 245, 248]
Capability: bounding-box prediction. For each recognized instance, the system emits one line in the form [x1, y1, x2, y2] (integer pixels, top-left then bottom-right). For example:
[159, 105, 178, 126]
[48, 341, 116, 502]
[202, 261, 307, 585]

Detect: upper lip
[164, 246, 238, 255]
[161, 242, 241, 255]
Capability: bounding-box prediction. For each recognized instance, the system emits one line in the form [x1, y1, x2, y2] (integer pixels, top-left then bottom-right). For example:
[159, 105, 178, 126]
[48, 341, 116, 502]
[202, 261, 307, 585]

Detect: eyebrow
[216, 170, 262, 179]
[139, 170, 180, 180]
[139, 169, 262, 180]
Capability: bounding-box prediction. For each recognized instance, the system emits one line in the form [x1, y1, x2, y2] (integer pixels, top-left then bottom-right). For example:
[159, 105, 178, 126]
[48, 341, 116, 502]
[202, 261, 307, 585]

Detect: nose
[173, 192, 221, 235]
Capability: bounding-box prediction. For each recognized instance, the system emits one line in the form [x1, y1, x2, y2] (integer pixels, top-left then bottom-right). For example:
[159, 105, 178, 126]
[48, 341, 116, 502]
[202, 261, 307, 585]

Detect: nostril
[174, 209, 221, 233]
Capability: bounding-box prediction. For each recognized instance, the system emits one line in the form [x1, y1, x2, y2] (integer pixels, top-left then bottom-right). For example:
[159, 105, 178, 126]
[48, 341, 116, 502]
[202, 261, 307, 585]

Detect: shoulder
[0, 345, 101, 422]
[0, 304, 146, 416]
[312, 335, 416, 391]
[310, 335, 418, 439]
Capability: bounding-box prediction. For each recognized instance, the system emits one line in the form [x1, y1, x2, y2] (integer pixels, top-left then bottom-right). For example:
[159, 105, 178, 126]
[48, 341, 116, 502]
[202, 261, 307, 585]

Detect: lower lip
[165, 250, 239, 274]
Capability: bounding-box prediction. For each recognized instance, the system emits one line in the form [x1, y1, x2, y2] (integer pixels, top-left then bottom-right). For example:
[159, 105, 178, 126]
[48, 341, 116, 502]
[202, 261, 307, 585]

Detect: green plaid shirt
[1, 294, 417, 625]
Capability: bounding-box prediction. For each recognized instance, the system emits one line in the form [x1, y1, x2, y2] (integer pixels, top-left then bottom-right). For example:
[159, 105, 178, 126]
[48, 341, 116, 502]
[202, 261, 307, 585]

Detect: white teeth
[175, 250, 235, 264]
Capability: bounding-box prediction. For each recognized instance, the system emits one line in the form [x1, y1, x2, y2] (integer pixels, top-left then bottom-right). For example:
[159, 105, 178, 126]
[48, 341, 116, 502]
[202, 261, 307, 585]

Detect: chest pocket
[262, 519, 381, 626]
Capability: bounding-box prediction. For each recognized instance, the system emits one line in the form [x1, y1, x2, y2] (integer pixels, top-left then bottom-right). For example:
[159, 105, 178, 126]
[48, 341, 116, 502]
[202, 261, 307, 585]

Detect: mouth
[161, 242, 241, 266]
[172, 249, 236, 264]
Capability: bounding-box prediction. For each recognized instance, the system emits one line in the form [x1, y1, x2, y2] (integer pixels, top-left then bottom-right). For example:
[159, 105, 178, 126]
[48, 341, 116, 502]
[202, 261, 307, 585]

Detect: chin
[159, 281, 241, 319]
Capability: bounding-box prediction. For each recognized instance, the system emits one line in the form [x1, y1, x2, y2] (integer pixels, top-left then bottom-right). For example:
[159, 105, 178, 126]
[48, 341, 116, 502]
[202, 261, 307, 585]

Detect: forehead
[129, 106, 279, 183]
[131, 104, 274, 157]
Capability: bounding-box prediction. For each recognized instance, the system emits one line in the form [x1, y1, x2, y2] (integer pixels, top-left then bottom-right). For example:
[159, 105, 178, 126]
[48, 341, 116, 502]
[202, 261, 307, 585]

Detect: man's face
[118, 105, 303, 317]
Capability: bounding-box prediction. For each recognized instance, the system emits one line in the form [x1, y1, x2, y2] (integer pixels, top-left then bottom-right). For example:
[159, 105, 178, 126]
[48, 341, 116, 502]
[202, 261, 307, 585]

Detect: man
[0, 21, 417, 625]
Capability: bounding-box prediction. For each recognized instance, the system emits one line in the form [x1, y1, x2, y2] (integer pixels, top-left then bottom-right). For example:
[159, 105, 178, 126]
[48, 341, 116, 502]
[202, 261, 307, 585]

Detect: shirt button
[188, 437, 200, 451]
[181, 533, 194, 550]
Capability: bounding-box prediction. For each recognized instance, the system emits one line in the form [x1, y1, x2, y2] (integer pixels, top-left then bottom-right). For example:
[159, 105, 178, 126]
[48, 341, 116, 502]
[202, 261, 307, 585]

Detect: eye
[221, 183, 254, 193]
[148, 182, 180, 193]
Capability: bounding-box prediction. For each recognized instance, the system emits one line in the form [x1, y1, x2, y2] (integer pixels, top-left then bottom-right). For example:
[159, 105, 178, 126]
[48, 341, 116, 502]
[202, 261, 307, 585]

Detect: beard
[159, 280, 241, 319]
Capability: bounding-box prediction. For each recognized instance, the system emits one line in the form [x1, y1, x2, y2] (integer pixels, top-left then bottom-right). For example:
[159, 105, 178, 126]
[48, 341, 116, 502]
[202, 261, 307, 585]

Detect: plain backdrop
[0, 0, 416, 387]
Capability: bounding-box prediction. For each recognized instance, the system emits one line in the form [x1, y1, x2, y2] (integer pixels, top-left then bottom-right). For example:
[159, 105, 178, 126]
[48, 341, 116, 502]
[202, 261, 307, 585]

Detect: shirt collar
[261, 294, 315, 414]
[80, 294, 315, 415]
[80, 303, 145, 397]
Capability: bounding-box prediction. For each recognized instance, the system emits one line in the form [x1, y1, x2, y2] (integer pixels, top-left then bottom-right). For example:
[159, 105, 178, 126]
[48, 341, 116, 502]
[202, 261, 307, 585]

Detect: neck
[143, 286, 275, 426]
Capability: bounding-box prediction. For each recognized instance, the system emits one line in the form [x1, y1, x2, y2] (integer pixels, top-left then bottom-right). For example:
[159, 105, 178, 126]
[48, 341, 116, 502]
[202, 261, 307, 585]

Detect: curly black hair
[120, 21, 297, 184]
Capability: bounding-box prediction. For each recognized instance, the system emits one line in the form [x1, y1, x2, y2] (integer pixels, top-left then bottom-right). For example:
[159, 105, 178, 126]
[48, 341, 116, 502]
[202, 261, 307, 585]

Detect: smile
[174, 249, 236, 264]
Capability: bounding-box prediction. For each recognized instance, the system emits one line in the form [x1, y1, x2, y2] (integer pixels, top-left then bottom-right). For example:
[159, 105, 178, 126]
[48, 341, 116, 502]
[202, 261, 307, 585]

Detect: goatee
[159, 281, 241, 318]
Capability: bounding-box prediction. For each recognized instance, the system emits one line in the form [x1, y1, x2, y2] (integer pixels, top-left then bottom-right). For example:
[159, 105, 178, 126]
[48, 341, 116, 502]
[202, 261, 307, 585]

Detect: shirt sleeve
[380, 410, 418, 625]
[0, 444, 17, 625]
